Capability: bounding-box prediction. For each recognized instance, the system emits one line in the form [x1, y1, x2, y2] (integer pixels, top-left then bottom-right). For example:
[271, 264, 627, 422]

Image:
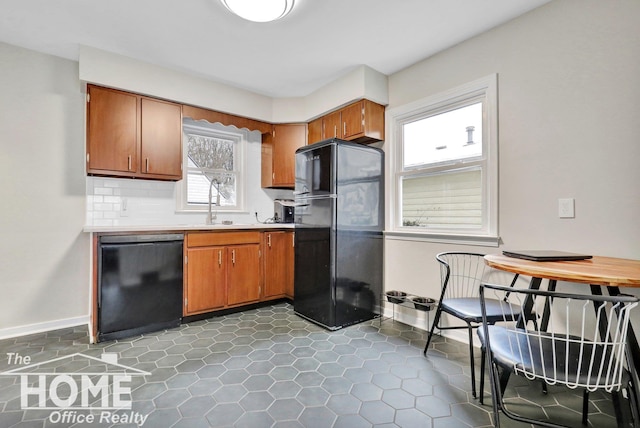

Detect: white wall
[0, 42, 89, 337]
[383, 0, 640, 334]
[85, 125, 291, 228]
[79, 46, 389, 124]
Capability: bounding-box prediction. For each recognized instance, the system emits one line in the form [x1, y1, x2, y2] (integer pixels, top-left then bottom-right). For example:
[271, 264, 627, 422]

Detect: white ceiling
[0, 0, 550, 98]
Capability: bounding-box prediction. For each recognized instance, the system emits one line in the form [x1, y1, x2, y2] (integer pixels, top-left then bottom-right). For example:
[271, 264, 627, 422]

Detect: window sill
[384, 230, 500, 247]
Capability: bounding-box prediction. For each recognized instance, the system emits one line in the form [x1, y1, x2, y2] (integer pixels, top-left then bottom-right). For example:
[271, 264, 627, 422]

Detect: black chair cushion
[478, 325, 623, 389]
[441, 298, 519, 324]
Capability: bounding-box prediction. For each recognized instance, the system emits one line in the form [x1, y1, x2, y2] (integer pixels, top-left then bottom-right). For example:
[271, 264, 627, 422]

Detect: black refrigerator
[294, 138, 383, 330]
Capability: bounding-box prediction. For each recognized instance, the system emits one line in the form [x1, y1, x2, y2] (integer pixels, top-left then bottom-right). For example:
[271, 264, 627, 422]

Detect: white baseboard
[381, 304, 477, 347]
[0, 316, 90, 341]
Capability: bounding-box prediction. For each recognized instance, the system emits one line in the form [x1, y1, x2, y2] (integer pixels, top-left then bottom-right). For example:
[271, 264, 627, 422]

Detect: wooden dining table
[484, 253, 640, 426]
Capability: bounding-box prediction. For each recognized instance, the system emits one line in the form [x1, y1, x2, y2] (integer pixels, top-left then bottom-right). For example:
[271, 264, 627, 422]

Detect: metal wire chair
[423, 252, 520, 398]
[480, 283, 639, 427]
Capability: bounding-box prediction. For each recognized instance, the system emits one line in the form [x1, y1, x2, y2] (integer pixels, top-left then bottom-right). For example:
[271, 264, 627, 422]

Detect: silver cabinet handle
[267, 234, 271, 248]
[128, 155, 132, 171]
[218, 250, 222, 266]
[145, 158, 149, 172]
[232, 249, 236, 265]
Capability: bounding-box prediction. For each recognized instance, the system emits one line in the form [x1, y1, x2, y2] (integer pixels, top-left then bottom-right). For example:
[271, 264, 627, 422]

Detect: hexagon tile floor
[0, 303, 621, 427]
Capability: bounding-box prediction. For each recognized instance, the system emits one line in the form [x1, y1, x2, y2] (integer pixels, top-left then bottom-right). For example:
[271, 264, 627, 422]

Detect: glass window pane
[401, 168, 482, 229]
[187, 168, 236, 206]
[403, 102, 482, 168]
[187, 134, 234, 170]
[186, 133, 237, 206]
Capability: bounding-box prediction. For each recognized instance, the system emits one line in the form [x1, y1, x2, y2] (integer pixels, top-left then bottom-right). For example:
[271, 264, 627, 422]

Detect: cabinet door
[307, 117, 323, 145]
[263, 232, 288, 298]
[185, 247, 226, 315]
[341, 101, 364, 140]
[285, 231, 295, 298]
[87, 85, 138, 174]
[272, 124, 307, 187]
[227, 244, 261, 305]
[261, 129, 274, 188]
[141, 97, 183, 179]
[323, 110, 342, 140]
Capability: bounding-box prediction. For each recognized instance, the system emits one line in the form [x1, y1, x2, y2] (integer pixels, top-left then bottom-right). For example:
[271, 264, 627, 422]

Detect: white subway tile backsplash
[103, 196, 121, 204]
[84, 130, 278, 227]
[85, 176, 182, 226]
[94, 203, 114, 211]
[94, 187, 113, 196]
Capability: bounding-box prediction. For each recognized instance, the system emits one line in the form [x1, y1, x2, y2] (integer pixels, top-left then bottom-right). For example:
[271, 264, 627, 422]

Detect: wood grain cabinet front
[226, 244, 261, 306]
[184, 230, 294, 317]
[86, 84, 182, 181]
[263, 231, 295, 299]
[140, 97, 183, 178]
[86, 86, 138, 175]
[184, 246, 227, 315]
[184, 232, 262, 316]
[262, 123, 307, 189]
[307, 117, 323, 147]
[306, 99, 385, 146]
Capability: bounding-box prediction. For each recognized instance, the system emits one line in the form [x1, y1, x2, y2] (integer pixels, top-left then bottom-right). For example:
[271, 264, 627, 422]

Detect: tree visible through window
[186, 134, 236, 206]
[179, 120, 244, 211]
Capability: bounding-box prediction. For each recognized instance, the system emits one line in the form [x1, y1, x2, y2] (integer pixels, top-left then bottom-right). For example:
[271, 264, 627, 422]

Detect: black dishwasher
[98, 234, 183, 341]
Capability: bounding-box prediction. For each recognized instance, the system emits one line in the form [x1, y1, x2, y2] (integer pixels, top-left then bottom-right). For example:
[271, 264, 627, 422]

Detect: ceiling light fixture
[220, 0, 295, 23]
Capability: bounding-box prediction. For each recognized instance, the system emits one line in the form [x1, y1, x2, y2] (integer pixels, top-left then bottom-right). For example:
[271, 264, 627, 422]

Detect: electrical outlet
[120, 197, 129, 217]
[558, 198, 575, 218]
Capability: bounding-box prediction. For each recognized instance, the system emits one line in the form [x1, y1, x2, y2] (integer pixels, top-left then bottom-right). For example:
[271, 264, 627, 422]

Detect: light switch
[558, 198, 575, 218]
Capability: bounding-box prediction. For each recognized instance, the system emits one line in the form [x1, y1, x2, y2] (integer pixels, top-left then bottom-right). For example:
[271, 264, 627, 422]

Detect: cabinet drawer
[187, 231, 261, 248]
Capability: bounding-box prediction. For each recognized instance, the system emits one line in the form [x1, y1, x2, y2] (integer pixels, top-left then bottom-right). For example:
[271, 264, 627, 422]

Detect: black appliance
[294, 139, 383, 330]
[98, 234, 183, 341]
[274, 199, 295, 223]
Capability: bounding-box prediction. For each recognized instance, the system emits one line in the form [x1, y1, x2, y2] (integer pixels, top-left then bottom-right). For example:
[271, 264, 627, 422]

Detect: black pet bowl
[385, 291, 407, 304]
[412, 297, 436, 311]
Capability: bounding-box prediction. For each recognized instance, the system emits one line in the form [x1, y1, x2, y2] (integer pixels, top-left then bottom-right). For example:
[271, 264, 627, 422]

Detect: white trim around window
[176, 120, 247, 213]
[386, 74, 499, 246]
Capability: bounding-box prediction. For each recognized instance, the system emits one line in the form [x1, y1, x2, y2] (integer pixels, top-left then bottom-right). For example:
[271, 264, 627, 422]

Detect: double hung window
[388, 75, 498, 245]
[178, 120, 245, 212]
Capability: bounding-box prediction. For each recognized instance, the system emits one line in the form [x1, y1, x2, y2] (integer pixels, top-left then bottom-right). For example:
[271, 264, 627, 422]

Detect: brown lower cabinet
[263, 231, 294, 299]
[226, 244, 261, 306]
[184, 230, 293, 317]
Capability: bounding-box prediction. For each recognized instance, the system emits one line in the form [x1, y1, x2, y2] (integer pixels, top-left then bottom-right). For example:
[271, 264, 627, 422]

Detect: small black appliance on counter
[274, 199, 295, 223]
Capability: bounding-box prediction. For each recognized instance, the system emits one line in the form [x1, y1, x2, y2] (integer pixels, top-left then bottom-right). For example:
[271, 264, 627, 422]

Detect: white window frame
[386, 74, 499, 246]
[176, 120, 247, 213]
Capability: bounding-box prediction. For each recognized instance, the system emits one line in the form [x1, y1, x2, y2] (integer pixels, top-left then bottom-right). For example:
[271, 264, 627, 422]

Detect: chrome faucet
[207, 178, 221, 225]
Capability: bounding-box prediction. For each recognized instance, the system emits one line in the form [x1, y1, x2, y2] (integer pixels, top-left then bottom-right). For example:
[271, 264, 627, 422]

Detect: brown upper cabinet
[307, 117, 323, 147]
[323, 110, 343, 140]
[307, 99, 385, 145]
[262, 123, 307, 189]
[86, 85, 183, 181]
